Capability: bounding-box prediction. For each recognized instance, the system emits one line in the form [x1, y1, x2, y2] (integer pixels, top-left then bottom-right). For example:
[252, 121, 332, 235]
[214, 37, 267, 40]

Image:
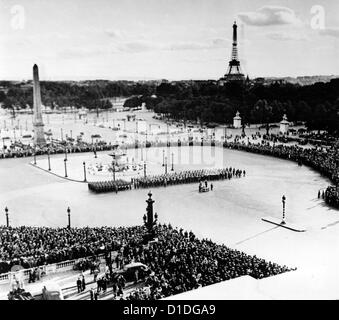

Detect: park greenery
[0, 79, 338, 135]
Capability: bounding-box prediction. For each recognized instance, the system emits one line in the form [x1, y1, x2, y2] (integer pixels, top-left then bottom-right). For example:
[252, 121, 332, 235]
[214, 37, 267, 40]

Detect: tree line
[0, 78, 338, 135]
[138, 80, 338, 135]
[0, 80, 155, 111]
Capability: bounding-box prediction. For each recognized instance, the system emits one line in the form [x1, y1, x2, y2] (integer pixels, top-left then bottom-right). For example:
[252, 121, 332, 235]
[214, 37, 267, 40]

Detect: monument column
[33, 64, 46, 145]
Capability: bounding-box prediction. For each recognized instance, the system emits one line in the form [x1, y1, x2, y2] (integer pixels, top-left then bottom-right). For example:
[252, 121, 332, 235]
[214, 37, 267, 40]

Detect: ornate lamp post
[165, 156, 168, 174]
[5, 207, 9, 227]
[171, 152, 174, 171]
[64, 158, 68, 177]
[281, 195, 286, 224]
[144, 161, 147, 178]
[64, 147, 68, 160]
[83, 161, 87, 182]
[162, 149, 165, 167]
[143, 191, 158, 242]
[67, 207, 71, 229]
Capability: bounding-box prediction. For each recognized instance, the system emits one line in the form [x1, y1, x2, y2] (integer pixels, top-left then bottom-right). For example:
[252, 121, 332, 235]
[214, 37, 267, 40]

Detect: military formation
[88, 179, 132, 193]
[132, 168, 245, 189]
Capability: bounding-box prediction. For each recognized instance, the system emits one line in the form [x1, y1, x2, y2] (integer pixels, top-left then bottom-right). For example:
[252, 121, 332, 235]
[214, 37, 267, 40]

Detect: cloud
[58, 47, 108, 59]
[318, 28, 339, 38]
[238, 6, 302, 26]
[266, 32, 309, 41]
[104, 29, 124, 39]
[114, 38, 231, 53]
[117, 41, 159, 53]
[57, 37, 232, 58]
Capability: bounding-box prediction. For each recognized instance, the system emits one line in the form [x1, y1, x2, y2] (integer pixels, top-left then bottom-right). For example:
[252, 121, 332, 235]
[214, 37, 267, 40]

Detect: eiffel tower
[219, 21, 245, 84]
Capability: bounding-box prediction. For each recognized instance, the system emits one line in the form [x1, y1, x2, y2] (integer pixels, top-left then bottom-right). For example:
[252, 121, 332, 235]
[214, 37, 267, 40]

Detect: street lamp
[162, 149, 165, 167]
[64, 158, 68, 177]
[281, 195, 286, 224]
[47, 150, 51, 171]
[5, 207, 9, 227]
[64, 147, 68, 160]
[144, 161, 147, 178]
[67, 207, 71, 229]
[83, 161, 87, 182]
[171, 152, 174, 171]
[33, 146, 36, 165]
[165, 157, 168, 174]
[112, 161, 116, 182]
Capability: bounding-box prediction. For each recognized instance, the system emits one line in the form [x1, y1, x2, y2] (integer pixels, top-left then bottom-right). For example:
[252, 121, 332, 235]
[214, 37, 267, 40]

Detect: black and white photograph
[0, 0, 338, 305]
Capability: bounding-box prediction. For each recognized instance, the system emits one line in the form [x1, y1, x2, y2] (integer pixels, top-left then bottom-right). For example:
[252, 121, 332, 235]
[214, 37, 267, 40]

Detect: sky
[0, 0, 339, 80]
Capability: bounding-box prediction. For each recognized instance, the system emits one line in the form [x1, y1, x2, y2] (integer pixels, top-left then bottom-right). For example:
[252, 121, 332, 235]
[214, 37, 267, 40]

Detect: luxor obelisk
[33, 64, 46, 145]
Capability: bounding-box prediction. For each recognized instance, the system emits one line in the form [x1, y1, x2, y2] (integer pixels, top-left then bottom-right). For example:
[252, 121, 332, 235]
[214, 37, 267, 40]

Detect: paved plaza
[1, 110, 338, 299]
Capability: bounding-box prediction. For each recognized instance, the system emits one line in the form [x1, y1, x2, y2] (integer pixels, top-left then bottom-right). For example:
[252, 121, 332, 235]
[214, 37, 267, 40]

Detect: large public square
[1, 0, 339, 304]
[1, 109, 338, 299]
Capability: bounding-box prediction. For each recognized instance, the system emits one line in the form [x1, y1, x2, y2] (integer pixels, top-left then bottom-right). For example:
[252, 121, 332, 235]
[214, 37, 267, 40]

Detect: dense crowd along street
[122, 224, 294, 300]
[0, 225, 144, 274]
[0, 139, 114, 159]
[0, 223, 294, 300]
[325, 186, 339, 208]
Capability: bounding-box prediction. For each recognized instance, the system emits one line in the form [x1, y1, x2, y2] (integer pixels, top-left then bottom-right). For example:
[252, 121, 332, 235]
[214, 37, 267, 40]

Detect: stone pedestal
[233, 111, 242, 128]
[280, 114, 289, 135]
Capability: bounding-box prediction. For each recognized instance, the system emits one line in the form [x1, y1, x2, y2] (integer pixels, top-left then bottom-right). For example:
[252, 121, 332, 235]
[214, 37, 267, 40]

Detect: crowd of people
[325, 186, 339, 208]
[0, 225, 144, 274]
[120, 224, 294, 300]
[0, 139, 116, 159]
[0, 223, 293, 300]
[132, 168, 245, 189]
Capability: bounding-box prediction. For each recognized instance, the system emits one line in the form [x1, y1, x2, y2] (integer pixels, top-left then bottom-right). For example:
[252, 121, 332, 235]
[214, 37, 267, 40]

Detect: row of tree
[0, 79, 338, 135]
[142, 80, 339, 135]
[0, 80, 155, 111]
